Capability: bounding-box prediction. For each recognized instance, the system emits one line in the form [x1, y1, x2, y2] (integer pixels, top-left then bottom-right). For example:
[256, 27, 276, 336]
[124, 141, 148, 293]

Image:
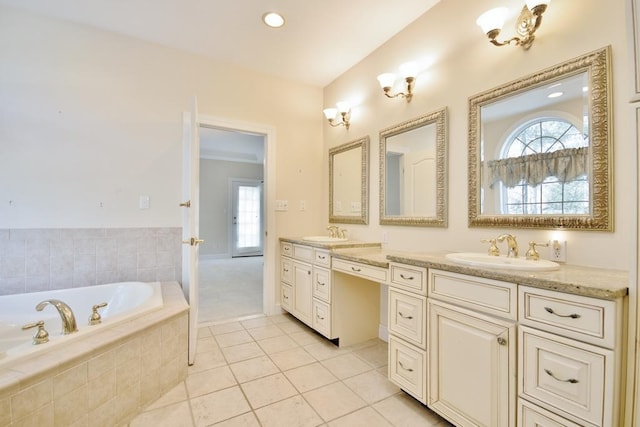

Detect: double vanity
[279, 237, 628, 427]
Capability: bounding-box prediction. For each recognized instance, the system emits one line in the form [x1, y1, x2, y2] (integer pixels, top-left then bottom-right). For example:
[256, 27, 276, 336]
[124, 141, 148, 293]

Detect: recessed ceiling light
[548, 91, 564, 98]
[263, 12, 285, 28]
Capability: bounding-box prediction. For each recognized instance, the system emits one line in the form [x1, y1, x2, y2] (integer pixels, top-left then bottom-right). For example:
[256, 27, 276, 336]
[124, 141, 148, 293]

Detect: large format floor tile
[130, 313, 452, 427]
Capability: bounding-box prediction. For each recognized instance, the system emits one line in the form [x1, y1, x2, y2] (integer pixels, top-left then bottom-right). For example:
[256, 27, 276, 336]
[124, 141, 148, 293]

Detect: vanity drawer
[388, 335, 426, 404]
[313, 267, 331, 302]
[332, 258, 388, 282]
[281, 283, 292, 311]
[429, 269, 517, 320]
[519, 326, 613, 427]
[518, 399, 583, 427]
[519, 286, 618, 348]
[389, 263, 427, 295]
[281, 242, 293, 257]
[281, 258, 293, 284]
[312, 299, 331, 338]
[292, 244, 314, 262]
[314, 249, 331, 267]
[388, 288, 426, 348]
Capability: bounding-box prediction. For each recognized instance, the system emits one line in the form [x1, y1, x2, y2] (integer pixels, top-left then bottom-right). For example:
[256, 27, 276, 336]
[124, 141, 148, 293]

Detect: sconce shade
[476, 7, 508, 33]
[323, 108, 337, 120]
[399, 62, 418, 79]
[336, 101, 351, 113]
[377, 73, 396, 89]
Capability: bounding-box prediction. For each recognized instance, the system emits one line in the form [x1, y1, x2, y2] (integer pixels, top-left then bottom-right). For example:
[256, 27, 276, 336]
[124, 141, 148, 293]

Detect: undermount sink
[302, 236, 348, 242]
[445, 252, 560, 271]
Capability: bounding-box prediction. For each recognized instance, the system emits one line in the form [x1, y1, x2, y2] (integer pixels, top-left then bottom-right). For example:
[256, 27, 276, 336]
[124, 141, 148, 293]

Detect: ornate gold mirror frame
[329, 136, 369, 224]
[468, 46, 612, 230]
[379, 108, 448, 227]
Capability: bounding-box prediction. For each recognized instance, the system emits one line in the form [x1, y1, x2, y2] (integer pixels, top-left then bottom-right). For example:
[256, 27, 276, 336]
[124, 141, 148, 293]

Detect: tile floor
[129, 313, 452, 427]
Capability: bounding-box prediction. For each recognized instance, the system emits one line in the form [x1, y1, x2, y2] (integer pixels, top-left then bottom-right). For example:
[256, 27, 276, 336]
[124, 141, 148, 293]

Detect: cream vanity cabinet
[280, 242, 331, 332]
[427, 269, 517, 427]
[387, 262, 428, 404]
[518, 286, 623, 427]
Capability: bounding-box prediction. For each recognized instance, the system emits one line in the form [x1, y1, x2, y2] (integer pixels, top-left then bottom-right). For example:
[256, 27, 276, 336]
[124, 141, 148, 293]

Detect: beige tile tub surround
[0, 227, 182, 295]
[0, 281, 189, 426]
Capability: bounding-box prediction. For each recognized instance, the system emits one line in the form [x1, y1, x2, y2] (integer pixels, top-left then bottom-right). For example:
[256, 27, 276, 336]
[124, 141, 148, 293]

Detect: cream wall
[323, 0, 633, 271]
[0, 5, 324, 239]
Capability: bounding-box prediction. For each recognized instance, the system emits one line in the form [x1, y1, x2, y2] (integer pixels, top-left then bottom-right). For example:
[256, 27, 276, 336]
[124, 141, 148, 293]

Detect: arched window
[490, 117, 589, 215]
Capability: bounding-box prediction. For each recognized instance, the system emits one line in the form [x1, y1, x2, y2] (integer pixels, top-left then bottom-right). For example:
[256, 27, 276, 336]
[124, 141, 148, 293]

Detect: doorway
[198, 126, 267, 324]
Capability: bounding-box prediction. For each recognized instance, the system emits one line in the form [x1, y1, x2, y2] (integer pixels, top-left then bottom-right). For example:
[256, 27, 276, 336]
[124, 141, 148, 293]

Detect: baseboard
[378, 324, 389, 342]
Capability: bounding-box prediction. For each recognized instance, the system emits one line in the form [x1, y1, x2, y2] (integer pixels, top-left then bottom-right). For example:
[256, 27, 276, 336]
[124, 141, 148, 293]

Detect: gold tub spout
[35, 299, 78, 335]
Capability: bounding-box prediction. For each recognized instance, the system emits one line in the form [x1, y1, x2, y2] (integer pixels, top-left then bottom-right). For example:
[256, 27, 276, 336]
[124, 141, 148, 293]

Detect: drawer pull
[316, 314, 325, 320]
[398, 312, 414, 320]
[497, 337, 507, 346]
[317, 281, 325, 287]
[284, 247, 290, 251]
[318, 255, 326, 260]
[398, 361, 414, 372]
[544, 307, 581, 319]
[351, 267, 362, 272]
[544, 369, 579, 384]
[400, 274, 414, 280]
[283, 268, 289, 272]
[283, 295, 289, 300]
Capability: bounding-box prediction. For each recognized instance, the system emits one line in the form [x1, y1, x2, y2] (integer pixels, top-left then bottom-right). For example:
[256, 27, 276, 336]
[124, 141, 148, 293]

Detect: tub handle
[89, 302, 108, 325]
[22, 320, 50, 345]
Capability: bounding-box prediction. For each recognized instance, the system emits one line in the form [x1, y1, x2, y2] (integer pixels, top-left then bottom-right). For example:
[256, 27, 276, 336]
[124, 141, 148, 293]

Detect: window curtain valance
[486, 147, 589, 188]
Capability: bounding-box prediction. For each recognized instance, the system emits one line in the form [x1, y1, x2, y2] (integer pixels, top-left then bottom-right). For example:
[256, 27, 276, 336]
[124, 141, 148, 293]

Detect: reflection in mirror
[380, 108, 448, 227]
[468, 46, 612, 230]
[329, 136, 369, 224]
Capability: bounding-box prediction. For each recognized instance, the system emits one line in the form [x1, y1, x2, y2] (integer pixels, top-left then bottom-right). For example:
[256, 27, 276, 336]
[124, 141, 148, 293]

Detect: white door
[181, 96, 202, 366]
[231, 179, 264, 257]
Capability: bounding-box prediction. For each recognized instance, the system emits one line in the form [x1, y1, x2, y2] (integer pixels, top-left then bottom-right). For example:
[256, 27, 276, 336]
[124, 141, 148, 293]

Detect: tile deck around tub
[129, 313, 453, 427]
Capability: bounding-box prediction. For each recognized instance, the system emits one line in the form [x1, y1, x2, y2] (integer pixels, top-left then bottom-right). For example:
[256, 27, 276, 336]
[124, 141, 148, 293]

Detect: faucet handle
[337, 228, 347, 239]
[89, 302, 108, 325]
[525, 241, 549, 261]
[22, 320, 50, 345]
[481, 238, 500, 256]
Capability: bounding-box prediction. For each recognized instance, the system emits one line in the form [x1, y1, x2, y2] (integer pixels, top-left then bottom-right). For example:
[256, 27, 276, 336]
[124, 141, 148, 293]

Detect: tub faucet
[35, 299, 78, 335]
[496, 233, 519, 258]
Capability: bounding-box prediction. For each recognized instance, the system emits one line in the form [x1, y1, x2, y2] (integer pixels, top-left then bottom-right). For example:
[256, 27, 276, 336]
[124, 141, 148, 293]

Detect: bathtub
[1, 281, 189, 426]
[0, 281, 163, 368]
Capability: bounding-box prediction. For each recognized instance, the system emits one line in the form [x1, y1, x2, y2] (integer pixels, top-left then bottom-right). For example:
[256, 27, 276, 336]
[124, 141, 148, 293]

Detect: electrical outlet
[275, 200, 288, 211]
[299, 200, 306, 211]
[548, 240, 567, 262]
[382, 231, 389, 244]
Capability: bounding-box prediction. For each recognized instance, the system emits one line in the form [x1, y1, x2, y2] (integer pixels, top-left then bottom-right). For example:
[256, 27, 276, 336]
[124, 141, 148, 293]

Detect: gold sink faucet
[496, 233, 518, 258]
[327, 225, 339, 238]
[36, 299, 78, 335]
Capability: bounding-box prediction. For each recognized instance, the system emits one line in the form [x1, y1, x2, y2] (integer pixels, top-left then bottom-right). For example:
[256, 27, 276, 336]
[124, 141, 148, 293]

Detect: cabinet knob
[497, 337, 507, 346]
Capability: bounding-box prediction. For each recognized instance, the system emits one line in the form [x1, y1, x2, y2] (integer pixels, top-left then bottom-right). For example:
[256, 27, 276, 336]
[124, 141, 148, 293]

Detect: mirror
[329, 136, 369, 224]
[379, 108, 448, 227]
[468, 46, 612, 230]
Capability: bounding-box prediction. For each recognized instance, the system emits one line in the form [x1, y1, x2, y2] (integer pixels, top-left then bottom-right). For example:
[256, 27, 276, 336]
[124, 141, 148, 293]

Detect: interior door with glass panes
[231, 179, 264, 257]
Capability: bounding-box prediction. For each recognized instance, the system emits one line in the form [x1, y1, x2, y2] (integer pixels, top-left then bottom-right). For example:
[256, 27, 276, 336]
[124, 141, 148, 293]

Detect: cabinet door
[292, 261, 313, 325]
[428, 299, 516, 427]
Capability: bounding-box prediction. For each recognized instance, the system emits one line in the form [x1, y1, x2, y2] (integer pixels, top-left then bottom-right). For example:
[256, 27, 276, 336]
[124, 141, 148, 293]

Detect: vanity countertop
[280, 237, 381, 251]
[386, 252, 628, 300]
[283, 239, 628, 300]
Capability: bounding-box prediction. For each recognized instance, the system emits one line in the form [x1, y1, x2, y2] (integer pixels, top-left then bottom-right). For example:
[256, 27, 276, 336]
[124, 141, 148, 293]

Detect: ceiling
[0, 0, 440, 87]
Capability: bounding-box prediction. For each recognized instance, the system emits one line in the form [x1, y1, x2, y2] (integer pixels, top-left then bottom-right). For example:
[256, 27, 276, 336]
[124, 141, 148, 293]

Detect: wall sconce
[476, 0, 550, 50]
[323, 101, 351, 129]
[376, 62, 417, 102]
